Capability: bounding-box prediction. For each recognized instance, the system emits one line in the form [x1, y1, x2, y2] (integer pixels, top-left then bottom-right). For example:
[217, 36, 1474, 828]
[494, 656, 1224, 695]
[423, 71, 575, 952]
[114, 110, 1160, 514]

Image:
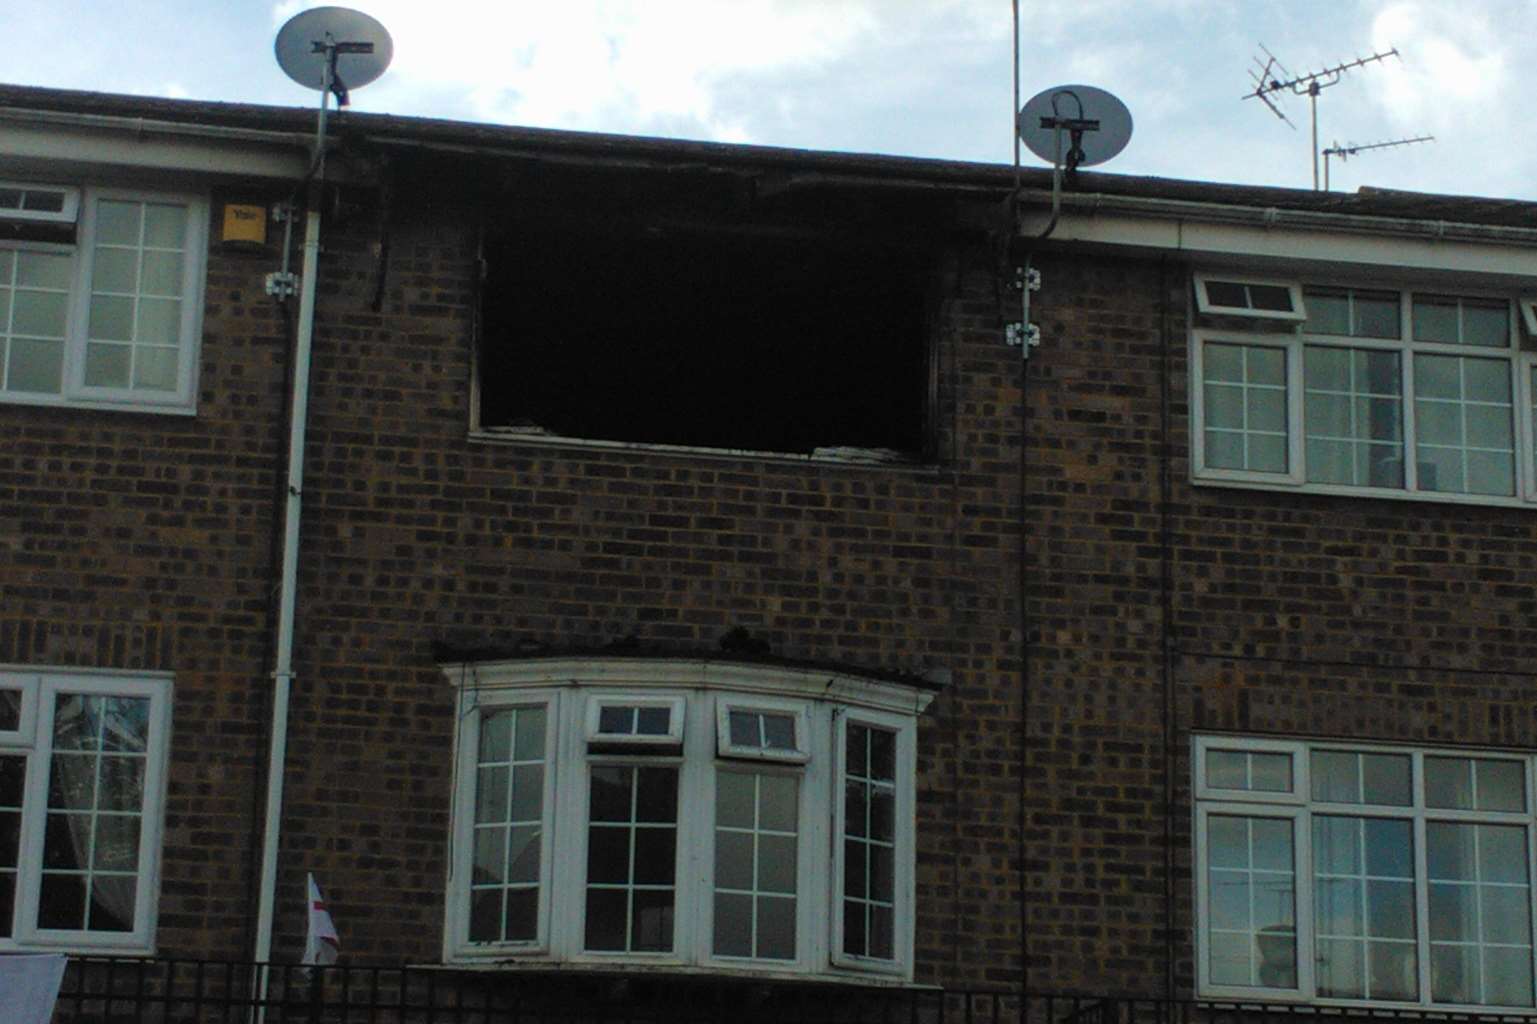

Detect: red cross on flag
[303, 873, 341, 967]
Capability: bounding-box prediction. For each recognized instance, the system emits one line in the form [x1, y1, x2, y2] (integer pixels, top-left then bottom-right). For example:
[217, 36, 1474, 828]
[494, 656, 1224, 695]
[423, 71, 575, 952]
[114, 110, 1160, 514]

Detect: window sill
[1, 392, 197, 417]
[1191, 472, 1537, 510]
[468, 428, 939, 473]
[425, 959, 926, 989]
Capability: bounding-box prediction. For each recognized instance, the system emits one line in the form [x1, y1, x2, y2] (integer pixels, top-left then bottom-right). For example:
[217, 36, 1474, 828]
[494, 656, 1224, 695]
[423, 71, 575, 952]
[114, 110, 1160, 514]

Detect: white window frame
[1193, 275, 1307, 321]
[585, 695, 685, 748]
[1195, 735, 1537, 1011]
[442, 658, 933, 982]
[829, 706, 917, 976]
[0, 668, 172, 954]
[0, 184, 207, 414]
[1192, 280, 1537, 508]
[715, 697, 810, 764]
[0, 181, 80, 224]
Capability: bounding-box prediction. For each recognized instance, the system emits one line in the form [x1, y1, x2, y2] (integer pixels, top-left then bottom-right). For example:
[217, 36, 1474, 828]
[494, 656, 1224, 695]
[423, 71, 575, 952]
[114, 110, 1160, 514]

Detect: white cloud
[1370, 2, 1507, 132]
[275, 0, 896, 140]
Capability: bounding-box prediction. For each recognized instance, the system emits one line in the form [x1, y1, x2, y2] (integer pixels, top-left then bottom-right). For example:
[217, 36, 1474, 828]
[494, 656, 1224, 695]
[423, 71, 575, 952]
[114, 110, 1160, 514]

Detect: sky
[3, 1, 1529, 199]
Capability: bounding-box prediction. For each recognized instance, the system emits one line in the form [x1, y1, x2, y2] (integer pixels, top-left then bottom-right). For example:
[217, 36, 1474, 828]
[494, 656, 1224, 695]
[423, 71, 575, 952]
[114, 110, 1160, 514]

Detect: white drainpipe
[251, 177, 322, 1004]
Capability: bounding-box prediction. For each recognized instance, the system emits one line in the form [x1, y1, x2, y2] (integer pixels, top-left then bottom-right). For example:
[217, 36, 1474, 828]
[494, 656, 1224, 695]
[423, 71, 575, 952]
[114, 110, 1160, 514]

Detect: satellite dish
[275, 6, 393, 101]
[1018, 85, 1133, 169]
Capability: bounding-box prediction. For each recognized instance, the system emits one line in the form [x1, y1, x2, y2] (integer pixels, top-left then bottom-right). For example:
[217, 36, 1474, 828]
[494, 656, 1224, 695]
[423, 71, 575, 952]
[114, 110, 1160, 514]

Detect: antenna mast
[1245, 44, 1400, 190]
[1322, 135, 1434, 190]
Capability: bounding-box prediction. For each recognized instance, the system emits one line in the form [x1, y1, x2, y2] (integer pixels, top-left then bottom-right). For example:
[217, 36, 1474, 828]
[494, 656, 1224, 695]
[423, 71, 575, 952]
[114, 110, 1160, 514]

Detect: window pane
[1207, 750, 1246, 789]
[1478, 760, 1526, 812]
[16, 251, 71, 290]
[95, 202, 142, 246]
[135, 298, 181, 345]
[1313, 751, 1360, 802]
[133, 345, 178, 391]
[1305, 289, 1351, 335]
[1204, 280, 1247, 307]
[1370, 941, 1418, 1001]
[87, 296, 133, 342]
[585, 765, 676, 953]
[1355, 293, 1401, 339]
[1305, 347, 1403, 488]
[1484, 946, 1534, 1007]
[140, 251, 182, 296]
[470, 705, 545, 944]
[713, 892, 752, 956]
[1207, 815, 1296, 989]
[1427, 758, 1475, 809]
[1318, 937, 1365, 997]
[1414, 296, 1460, 343]
[142, 204, 186, 248]
[1463, 300, 1510, 348]
[1362, 754, 1412, 806]
[1204, 343, 1289, 474]
[729, 710, 756, 747]
[762, 714, 795, 750]
[91, 248, 137, 293]
[598, 706, 632, 735]
[7, 337, 64, 392]
[757, 896, 796, 959]
[716, 771, 799, 960]
[12, 289, 68, 337]
[843, 723, 896, 961]
[634, 707, 669, 735]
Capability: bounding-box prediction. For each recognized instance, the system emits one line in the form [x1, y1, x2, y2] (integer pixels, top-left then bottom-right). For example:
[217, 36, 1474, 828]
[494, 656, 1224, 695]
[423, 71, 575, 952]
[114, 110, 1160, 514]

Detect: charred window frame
[472, 200, 939, 461]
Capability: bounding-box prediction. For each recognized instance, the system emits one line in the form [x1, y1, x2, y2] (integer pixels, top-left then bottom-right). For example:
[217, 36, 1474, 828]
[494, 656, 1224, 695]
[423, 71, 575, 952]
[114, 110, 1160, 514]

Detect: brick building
[5, 82, 1537, 1019]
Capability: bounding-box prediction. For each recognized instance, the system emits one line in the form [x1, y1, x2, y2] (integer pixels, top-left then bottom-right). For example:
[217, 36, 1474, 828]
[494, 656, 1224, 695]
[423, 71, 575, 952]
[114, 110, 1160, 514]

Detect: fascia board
[440, 656, 936, 716]
[1023, 207, 1537, 281]
[0, 119, 312, 182]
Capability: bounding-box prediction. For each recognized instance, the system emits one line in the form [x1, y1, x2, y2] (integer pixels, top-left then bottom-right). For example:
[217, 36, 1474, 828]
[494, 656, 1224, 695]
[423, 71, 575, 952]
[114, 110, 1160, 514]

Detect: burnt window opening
[477, 220, 933, 458]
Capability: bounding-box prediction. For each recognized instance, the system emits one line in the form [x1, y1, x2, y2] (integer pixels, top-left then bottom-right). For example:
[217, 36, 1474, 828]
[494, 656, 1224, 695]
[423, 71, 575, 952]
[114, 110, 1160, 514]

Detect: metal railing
[49, 960, 1537, 1024]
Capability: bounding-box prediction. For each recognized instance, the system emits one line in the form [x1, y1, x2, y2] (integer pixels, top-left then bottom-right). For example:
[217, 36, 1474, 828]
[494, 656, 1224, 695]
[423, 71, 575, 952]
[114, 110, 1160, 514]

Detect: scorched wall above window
[476, 217, 934, 459]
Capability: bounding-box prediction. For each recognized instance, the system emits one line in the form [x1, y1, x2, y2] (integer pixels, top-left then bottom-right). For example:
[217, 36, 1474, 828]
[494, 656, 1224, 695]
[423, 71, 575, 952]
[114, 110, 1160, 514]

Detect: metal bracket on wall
[1004, 266, 1042, 357]
[264, 271, 298, 298]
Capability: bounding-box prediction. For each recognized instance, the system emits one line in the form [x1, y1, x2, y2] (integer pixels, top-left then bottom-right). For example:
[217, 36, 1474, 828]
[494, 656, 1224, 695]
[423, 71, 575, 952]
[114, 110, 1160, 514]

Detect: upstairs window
[474, 221, 934, 461]
[0, 184, 206, 414]
[1196, 736, 1537, 1010]
[444, 658, 931, 981]
[1192, 281, 1537, 505]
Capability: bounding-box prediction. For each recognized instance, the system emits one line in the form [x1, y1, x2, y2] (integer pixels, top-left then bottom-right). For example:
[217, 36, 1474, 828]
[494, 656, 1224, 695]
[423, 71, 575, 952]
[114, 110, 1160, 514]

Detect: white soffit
[0, 113, 313, 182]
[1022, 206, 1537, 282]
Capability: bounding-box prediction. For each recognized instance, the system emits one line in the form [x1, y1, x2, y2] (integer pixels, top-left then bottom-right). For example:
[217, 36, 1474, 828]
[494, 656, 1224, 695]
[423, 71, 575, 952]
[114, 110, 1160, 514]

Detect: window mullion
[1413, 812, 1432, 1006]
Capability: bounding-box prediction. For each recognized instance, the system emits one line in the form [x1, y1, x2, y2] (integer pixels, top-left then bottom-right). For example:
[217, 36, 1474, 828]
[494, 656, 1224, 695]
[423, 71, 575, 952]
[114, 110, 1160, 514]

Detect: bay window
[0, 669, 172, 953]
[1196, 736, 1537, 1009]
[444, 658, 931, 981]
[1192, 281, 1537, 505]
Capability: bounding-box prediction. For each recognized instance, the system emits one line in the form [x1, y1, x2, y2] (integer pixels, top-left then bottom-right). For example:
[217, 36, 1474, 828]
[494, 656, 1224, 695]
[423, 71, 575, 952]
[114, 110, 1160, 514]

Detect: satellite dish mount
[274, 6, 394, 170]
[1008, 84, 1132, 360]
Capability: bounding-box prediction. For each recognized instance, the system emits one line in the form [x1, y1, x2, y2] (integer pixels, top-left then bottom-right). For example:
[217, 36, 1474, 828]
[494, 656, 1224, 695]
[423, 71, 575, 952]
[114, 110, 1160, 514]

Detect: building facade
[4, 84, 1537, 1018]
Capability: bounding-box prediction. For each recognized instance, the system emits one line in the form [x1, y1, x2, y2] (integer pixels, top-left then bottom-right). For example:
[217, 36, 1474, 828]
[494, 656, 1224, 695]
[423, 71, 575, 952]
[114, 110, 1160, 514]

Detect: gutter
[1017, 187, 1537, 248]
[0, 104, 315, 149]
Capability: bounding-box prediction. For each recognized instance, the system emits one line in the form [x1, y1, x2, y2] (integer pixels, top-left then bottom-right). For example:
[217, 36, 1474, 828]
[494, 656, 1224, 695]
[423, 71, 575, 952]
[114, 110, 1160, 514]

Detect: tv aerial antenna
[1008, 83, 1133, 358]
[1245, 44, 1400, 190]
[1322, 135, 1434, 190]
